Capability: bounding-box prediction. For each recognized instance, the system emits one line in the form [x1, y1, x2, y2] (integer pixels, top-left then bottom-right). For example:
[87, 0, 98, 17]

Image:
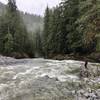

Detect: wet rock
[10, 52, 29, 59]
[80, 62, 100, 78]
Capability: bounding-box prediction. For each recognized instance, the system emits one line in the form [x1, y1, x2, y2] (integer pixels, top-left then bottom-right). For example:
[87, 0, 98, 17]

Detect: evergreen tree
[43, 6, 50, 57]
[63, 0, 82, 53]
[0, 0, 29, 56]
[4, 29, 13, 54]
[34, 29, 43, 57]
[7, 0, 28, 53]
[42, 0, 99, 57]
[47, 6, 67, 54]
[0, 16, 8, 53]
[78, 0, 99, 52]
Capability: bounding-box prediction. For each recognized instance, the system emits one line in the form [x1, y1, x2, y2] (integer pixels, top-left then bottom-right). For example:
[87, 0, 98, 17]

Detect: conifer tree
[0, 0, 29, 56]
[34, 29, 43, 57]
[4, 28, 13, 54]
[43, 6, 50, 57]
[78, 0, 99, 52]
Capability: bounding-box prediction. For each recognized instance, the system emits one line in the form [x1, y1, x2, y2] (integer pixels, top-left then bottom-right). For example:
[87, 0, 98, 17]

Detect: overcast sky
[0, 0, 61, 16]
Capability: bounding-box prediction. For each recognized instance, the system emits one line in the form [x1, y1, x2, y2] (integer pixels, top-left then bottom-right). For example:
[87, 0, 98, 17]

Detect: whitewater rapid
[0, 57, 100, 100]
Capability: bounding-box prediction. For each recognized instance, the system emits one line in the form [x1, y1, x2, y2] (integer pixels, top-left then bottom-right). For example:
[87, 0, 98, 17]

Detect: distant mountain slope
[0, 2, 5, 15]
[20, 12, 43, 32]
[0, 2, 43, 32]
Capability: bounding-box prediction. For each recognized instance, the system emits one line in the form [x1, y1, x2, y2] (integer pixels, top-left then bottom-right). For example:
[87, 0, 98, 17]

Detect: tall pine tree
[0, 0, 29, 56]
[43, 6, 51, 57]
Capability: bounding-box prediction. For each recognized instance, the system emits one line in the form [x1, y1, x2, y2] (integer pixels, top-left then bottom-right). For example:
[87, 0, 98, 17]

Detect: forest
[43, 0, 100, 59]
[0, 0, 100, 60]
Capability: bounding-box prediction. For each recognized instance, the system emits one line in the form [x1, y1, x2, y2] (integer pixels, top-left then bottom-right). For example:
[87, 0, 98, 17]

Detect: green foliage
[4, 32, 13, 54]
[0, 1, 43, 33]
[0, 0, 31, 56]
[34, 29, 43, 57]
[78, 0, 100, 52]
[96, 35, 100, 51]
[63, 0, 83, 53]
[42, 6, 51, 57]
[42, 0, 99, 57]
[0, 0, 99, 58]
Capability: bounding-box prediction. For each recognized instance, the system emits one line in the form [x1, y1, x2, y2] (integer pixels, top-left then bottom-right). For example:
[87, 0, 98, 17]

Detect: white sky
[0, 0, 61, 16]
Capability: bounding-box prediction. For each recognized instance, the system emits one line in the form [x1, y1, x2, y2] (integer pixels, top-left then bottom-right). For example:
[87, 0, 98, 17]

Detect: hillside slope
[0, 2, 43, 32]
[0, 2, 5, 15]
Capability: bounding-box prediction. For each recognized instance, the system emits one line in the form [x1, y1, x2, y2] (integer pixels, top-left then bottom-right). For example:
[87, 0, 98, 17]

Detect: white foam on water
[0, 57, 99, 100]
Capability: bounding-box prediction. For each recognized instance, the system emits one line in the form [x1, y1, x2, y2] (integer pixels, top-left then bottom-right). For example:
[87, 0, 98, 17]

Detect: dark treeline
[0, 0, 40, 58]
[42, 0, 100, 58]
[0, 0, 100, 59]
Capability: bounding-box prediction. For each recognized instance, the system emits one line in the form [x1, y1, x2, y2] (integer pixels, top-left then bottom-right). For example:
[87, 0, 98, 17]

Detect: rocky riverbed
[0, 56, 100, 100]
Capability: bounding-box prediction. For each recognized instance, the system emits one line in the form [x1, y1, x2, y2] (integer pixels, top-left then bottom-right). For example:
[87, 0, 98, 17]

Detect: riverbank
[48, 52, 100, 63]
[1, 51, 100, 63]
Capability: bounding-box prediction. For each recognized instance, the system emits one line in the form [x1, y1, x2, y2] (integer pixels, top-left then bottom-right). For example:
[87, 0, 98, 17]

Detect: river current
[0, 56, 100, 100]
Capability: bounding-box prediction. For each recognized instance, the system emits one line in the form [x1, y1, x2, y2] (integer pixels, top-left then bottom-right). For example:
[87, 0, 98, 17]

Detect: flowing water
[0, 56, 100, 100]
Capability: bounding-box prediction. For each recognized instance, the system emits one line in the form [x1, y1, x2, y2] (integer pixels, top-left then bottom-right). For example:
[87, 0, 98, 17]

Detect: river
[0, 56, 100, 100]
